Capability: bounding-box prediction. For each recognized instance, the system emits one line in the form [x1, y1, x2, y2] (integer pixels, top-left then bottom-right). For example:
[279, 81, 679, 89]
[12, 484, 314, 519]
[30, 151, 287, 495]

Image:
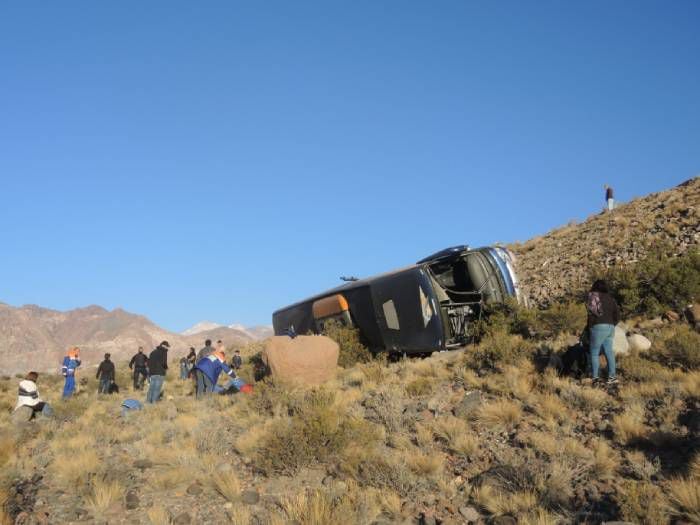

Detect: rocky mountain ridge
[0, 304, 267, 375]
[511, 177, 699, 306]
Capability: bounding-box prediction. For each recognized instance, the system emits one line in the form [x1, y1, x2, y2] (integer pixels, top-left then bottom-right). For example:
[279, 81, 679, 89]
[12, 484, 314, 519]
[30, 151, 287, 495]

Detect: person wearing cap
[61, 347, 81, 399]
[146, 341, 169, 404]
[15, 372, 53, 418]
[192, 350, 237, 398]
[96, 353, 116, 394]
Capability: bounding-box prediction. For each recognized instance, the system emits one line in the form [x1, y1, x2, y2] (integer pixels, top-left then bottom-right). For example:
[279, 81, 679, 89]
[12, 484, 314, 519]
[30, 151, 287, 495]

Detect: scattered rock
[664, 310, 680, 322]
[612, 325, 629, 355]
[172, 512, 192, 525]
[452, 391, 482, 418]
[124, 490, 140, 510]
[458, 505, 480, 522]
[627, 334, 651, 352]
[186, 483, 203, 496]
[241, 490, 260, 505]
[417, 512, 437, 525]
[685, 303, 700, 329]
[133, 459, 153, 470]
[322, 475, 334, 486]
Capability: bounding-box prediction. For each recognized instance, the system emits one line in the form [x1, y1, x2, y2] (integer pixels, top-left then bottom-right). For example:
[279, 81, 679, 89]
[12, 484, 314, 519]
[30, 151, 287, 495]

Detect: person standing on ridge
[604, 185, 614, 211]
[96, 353, 116, 394]
[129, 346, 149, 390]
[61, 347, 81, 399]
[146, 341, 169, 403]
[586, 280, 621, 386]
[197, 339, 215, 361]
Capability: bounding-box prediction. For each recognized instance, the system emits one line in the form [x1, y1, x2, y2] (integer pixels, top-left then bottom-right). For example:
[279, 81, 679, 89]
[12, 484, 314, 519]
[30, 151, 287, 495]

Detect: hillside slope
[512, 177, 699, 306]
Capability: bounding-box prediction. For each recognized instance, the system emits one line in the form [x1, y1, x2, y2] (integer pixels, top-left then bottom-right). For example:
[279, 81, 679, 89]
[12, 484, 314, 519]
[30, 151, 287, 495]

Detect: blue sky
[1, 2, 698, 331]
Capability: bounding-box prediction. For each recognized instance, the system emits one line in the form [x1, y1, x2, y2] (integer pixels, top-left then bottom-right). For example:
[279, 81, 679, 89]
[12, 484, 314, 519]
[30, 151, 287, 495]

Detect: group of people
[13, 338, 250, 421]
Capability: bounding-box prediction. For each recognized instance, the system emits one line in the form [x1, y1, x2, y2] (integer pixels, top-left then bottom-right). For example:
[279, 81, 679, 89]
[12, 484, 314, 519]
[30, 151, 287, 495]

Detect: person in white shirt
[15, 372, 52, 417]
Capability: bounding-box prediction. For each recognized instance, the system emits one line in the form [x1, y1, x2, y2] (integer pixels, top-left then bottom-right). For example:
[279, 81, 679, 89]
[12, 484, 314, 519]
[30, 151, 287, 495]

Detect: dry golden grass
[50, 448, 101, 489]
[282, 489, 357, 525]
[147, 505, 172, 525]
[591, 440, 617, 479]
[668, 478, 700, 524]
[473, 484, 538, 516]
[150, 467, 190, 491]
[212, 470, 241, 503]
[612, 402, 648, 445]
[85, 477, 122, 516]
[406, 450, 444, 477]
[476, 399, 521, 431]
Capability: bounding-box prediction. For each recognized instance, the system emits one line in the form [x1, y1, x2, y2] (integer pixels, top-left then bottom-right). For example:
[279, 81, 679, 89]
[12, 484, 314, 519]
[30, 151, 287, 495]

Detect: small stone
[452, 391, 482, 418]
[125, 490, 140, 510]
[241, 490, 260, 505]
[224, 502, 233, 510]
[664, 310, 680, 322]
[186, 483, 203, 496]
[322, 475, 334, 486]
[418, 512, 437, 525]
[133, 459, 153, 470]
[172, 512, 192, 525]
[458, 505, 480, 522]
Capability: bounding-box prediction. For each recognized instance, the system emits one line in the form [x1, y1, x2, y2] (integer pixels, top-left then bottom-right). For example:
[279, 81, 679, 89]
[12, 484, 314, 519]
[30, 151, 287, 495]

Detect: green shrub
[598, 249, 700, 317]
[536, 302, 587, 338]
[322, 320, 373, 368]
[657, 325, 700, 370]
[254, 389, 378, 475]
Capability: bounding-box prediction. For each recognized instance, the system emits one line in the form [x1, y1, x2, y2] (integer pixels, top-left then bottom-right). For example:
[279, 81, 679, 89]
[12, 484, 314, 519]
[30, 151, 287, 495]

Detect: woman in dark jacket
[586, 280, 620, 385]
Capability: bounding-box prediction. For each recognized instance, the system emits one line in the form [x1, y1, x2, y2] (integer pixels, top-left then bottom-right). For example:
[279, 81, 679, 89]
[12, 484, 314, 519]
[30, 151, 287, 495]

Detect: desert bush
[465, 329, 535, 370]
[322, 320, 373, 368]
[340, 445, 423, 497]
[617, 480, 669, 525]
[254, 389, 378, 474]
[618, 353, 669, 382]
[405, 377, 433, 397]
[656, 325, 700, 370]
[86, 477, 122, 516]
[599, 248, 700, 317]
[282, 489, 360, 525]
[535, 302, 586, 338]
[476, 399, 522, 431]
[668, 478, 700, 524]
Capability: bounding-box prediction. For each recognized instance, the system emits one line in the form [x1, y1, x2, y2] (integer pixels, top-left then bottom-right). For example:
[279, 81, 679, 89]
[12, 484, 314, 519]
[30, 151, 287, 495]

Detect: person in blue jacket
[193, 350, 236, 398]
[61, 347, 81, 399]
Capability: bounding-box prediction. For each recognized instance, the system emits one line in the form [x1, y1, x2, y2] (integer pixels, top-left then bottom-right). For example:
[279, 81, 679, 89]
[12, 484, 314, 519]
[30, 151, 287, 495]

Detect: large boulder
[627, 334, 652, 352]
[612, 324, 629, 356]
[262, 335, 339, 386]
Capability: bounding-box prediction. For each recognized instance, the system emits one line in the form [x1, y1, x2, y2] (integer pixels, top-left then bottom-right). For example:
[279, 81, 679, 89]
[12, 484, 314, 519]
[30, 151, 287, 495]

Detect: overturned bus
[272, 245, 525, 356]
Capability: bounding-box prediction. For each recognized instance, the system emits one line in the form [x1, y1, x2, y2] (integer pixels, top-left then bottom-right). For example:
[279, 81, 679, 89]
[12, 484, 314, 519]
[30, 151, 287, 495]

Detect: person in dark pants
[15, 372, 53, 418]
[146, 341, 169, 403]
[96, 353, 116, 394]
[186, 347, 197, 368]
[129, 347, 149, 390]
[193, 350, 236, 398]
[231, 349, 242, 370]
[586, 280, 621, 385]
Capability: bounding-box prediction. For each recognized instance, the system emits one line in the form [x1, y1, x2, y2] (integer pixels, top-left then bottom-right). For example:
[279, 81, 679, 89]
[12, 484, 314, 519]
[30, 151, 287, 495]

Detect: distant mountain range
[181, 321, 273, 341]
[0, 303, 272, 375]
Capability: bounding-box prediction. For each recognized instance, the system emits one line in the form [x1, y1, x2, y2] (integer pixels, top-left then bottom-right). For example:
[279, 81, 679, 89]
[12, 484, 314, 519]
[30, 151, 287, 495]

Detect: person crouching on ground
[61, 347, 81, 399]
[96, 353, 116, 394]
[193, 350, 236, 398]
[16, 372, 53, 417]
[146, 341, 169, 404]
[586, 279, 621, 386]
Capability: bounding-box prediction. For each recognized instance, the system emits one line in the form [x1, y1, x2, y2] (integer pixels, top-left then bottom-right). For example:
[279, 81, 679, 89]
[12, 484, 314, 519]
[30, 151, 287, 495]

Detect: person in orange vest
[61, 347, 81, 399]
